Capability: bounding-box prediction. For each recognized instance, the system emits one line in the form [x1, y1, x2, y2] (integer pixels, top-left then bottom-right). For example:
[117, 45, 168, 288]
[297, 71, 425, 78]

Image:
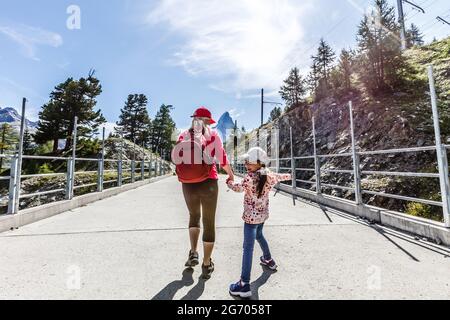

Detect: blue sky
[0, 0, 449, 135]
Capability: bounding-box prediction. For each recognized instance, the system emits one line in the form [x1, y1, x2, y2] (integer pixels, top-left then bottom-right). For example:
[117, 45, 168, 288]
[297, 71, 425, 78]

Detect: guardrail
[233, 66, 450, 228]
[1, 109, 172, 215]
[2, 152, 171, 215]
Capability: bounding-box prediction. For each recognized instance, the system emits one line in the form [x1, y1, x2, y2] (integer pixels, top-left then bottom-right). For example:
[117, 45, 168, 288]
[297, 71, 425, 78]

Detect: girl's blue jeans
[241, 223, 272, 283]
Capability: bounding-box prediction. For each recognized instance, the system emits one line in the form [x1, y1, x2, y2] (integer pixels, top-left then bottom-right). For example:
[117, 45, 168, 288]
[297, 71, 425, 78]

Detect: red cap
[191, 106, 216, 124]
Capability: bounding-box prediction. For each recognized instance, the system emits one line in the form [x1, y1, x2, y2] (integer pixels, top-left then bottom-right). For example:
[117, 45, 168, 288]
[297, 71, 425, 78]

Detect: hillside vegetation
[242, 37, 450, 222]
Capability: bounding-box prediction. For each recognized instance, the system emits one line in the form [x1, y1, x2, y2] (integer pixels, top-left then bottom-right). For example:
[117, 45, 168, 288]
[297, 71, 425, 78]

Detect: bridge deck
[0, 176, 449, 300]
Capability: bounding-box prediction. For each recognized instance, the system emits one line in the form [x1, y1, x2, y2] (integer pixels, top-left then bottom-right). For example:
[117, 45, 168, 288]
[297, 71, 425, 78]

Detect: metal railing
[1, 153, 170, 215]
[233, 66, 450, 228]
[1, 113, 172, 215]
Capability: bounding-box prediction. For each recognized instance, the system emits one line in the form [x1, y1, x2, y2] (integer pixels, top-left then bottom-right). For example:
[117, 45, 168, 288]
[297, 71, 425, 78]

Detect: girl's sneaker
[229, 280, 252, 298]
[260, 256, 277, 270]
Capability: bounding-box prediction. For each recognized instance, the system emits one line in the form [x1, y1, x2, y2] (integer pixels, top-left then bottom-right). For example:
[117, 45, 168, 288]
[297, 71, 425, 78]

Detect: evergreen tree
[268, 107, 282, 122]
[34, 102, 65, 153]
[149, 104, 176, 159]
[0, 123, 18, 172]
[34, 71, 106, 152]
[116, 94, 151, 145]
[406, 23, 424, 48]
[312, 38, 336, 88]
[23, 129, 35, 155]
[339, 48, 353, 91]
[306, 61, 321, 96]
[356, 0, 403, 94]
[279, 67, 306, 109]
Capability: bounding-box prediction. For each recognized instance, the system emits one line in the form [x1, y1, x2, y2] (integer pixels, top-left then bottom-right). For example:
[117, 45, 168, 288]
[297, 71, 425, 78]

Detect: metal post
[131, 160, 135, 183]
[312, 117, 321, 194]
[290, 127, 296, 190]
[397, 0, 407, 50]
[7, 155, 18, 214]
[71, 117, 78, 199]
[276, 125, 280, 173]
[118, 131, 123, 187]
[428, 65, 450, 227]
[98, 127, 105, 192]
[261, 88, 264, 127]
[349, 101, 362, 205]
[66, 158, 74, 200]
[141, 141, 145, 180]
[8, 98, 27, 214]
[149, 153, 153, 179]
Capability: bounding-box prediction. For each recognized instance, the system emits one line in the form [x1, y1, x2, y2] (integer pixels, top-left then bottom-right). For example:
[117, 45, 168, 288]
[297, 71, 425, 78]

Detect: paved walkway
[0, 176, 449, 300]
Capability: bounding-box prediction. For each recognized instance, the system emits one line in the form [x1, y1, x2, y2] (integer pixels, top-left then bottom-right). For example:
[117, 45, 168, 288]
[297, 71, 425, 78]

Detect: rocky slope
[244, 37, 450, 222]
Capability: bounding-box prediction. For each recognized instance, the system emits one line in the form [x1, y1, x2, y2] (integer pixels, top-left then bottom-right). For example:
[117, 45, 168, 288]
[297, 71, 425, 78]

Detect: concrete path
[0, 176, 449, 300]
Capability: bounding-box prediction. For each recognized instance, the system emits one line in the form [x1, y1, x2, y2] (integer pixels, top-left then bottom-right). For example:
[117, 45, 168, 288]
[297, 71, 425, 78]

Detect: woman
[173, 107, 234, 279]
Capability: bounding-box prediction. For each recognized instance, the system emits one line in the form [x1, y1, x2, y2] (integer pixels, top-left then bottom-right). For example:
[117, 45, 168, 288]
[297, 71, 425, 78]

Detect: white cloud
[148, 0, 314, 94]
[229, 108, 245, 119]
[0, 24, 63, 61]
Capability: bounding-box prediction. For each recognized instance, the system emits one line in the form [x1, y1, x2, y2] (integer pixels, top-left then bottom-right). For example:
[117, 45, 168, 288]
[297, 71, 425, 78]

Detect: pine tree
[339, 48, 353, 91]
[356, 0, 402, 94]
[279, 67, 306, 109]
[149, 104, 176, 158]
[312, 38, 336, 88]
[406, 23, 424, 48]
[23, 129, 35, 155]
[268, 107, 282, 122]
[34, 102, 65, 153]
[34, 71, 106, 152]
[0, 123, 18, 172]
[116, 94, 151, 145]
[306, 61, 321, 96]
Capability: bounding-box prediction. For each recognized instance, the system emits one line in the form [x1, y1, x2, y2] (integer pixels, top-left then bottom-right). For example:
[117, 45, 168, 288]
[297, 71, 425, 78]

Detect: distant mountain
[0, 107, 38, 131]
[214, 112, 235, 141]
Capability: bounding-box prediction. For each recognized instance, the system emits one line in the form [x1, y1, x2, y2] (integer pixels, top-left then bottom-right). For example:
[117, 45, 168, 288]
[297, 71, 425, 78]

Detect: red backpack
[171, 130, 213, 183]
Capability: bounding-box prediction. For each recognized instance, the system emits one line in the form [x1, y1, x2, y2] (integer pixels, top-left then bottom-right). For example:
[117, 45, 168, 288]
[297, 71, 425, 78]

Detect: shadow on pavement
[151, 268, 195, 300]
[180, 277, 207, 300]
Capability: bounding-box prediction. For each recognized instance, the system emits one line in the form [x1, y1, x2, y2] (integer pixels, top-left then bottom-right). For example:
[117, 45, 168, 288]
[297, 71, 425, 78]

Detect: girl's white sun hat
[239, 147, 269, 165]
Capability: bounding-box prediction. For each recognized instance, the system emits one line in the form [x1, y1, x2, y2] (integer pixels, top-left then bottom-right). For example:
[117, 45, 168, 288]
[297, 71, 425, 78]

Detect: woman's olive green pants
[182, 179, 219, 243]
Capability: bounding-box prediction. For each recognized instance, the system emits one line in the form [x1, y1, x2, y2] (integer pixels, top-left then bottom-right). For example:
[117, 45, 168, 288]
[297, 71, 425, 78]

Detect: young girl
[226, 147, 292, 298]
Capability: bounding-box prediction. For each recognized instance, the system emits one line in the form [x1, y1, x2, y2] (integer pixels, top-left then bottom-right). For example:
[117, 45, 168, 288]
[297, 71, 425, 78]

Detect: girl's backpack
[172, 130, 213, 183]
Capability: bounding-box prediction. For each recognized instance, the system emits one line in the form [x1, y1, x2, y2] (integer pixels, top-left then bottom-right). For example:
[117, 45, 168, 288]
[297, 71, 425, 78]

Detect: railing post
[8, 98, 27, 214]
[141, 159, 145, 180]
[149, 153, 153, 179]
[7, 155, 18, 214]
[312, 117, 321, 194]
[66, 158, 74, 200]
[117, 160, 123, 187]
[97, 158, 104, 192]
[158, 158, 162, 177]
[131, 160, 135, 183]
[118, 131, 123, 187]
[276, 125, 280, 173]
[98, 127, 105, 192]
[428, 65, 450, 227]
[349, 101, 362, 205]
[290, 127, 296, 190]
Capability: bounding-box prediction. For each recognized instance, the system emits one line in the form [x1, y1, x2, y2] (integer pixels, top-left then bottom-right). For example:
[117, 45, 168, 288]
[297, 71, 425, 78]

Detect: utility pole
[397, 0, 426, 50]
[261, 89, 264, 127]
[397, 0, 407, 50]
